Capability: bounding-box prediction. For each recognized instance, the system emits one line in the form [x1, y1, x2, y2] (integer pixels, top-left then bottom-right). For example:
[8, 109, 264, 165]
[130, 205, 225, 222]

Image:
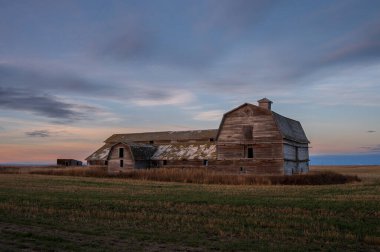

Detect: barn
[86, 98, 309, 175]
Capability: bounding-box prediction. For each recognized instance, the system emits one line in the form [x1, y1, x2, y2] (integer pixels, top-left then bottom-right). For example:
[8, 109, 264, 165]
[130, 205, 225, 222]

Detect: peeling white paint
[151, 144, 216, 160]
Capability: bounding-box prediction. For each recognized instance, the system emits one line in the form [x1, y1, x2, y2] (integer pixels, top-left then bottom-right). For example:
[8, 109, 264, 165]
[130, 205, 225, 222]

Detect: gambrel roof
[216, 103, 309, 144]
[272, 112, 309, 144]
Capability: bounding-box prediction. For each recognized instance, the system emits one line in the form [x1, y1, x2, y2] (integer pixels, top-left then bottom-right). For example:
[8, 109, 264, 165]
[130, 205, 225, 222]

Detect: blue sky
[0, 0, 380, 163]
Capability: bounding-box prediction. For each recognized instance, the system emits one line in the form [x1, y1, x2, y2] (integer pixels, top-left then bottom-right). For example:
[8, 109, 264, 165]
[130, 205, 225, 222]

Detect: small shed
[57, 159, 83, 166]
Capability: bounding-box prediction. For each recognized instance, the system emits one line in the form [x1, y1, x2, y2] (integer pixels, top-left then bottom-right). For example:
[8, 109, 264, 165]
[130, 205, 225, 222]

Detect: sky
[0, 0, 380, 164]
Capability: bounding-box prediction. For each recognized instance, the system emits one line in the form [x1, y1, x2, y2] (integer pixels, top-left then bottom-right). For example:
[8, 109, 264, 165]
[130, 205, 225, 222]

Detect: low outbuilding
[57, 159, 83, 166]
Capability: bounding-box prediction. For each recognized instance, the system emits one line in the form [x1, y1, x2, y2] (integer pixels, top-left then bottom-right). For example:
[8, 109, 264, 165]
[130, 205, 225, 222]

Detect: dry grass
[29, 166, 107, 177]
[26, 166, 360, 185]
[311, 165, 380, 182]
[0, 165, 63, 174]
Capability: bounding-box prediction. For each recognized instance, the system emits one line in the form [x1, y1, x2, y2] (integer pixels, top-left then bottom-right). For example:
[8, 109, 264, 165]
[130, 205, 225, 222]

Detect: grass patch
[0, 173, 378, 251]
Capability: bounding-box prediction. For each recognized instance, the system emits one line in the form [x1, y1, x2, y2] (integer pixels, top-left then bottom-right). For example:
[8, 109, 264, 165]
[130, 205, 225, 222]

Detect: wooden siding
[87, 160, 107, 166]
[282, 139, 309, 174]
[107, 143, 134, 173]
[210, 160, 283, 174]
[283, 144, 296, 160]
[298, 147, 309, 161]
[284, 161, 309, 175]
[216, 104, 284, 174]
[283, 144, 309, 161]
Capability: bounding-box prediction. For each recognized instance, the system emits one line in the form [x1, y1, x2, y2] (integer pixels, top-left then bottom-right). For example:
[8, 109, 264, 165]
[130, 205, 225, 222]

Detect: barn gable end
[216, 103, 284, 174]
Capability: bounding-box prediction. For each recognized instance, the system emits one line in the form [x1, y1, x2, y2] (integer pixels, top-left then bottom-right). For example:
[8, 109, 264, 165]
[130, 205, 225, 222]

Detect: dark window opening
[209, 138, 214, 142]
[120, 160, 124, 167]
[163, 160, 167, 165]
[149, 140, 154, 144]
[247, 147, 254, 158]
[203, 160, 208, 166]
[243, 126, 253, 140]
[105, 161, 108, 165]
[65, 162, 69, 166]
[119, 148, 124, 158]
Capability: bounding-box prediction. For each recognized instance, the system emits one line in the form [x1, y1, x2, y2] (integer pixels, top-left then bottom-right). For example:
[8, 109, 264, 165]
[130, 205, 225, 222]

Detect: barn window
[120, 160, 124, 167]
[105, 161, 108, 165]
[247, 147, 254, 158]
[209, 138, 214, 142]
[245, 145, 254, 158]
[163, 160, 167, 165]
[243, 126, 253, 140]
[119, 148, 124, 158]
[203, 160, 208, 166]
[149, 140, 154, 144]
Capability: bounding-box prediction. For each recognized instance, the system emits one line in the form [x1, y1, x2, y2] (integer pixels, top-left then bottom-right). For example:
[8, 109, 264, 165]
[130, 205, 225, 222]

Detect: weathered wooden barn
[86, 99, 309, 175]
[57, 159, 82, 166]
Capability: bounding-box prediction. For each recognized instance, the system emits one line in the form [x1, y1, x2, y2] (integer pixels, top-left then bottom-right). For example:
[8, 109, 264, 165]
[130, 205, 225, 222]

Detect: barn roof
[272, 112, 309, 143]
[215, 102, 309, 144]
[85, 143, 112, 161]
[215, 103, 271, 140]
[128, 143, 157, 160]
[104, 129, 217, 143]
[151, 143, 216, 160]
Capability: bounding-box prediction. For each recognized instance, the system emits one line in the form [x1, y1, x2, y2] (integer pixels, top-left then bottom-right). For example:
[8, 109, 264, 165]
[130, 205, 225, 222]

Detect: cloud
[0, 87, 98, 123]
[25, 130, 51, 137]
[0, 64, 107, 95]
[193, 110, 224, 121]
[197, 0, 276, 33]
[360, 144, 380, 152]
[131, 89, 194, 106]
[320, 24, 380, 65]
[97, 0, 277, 69]
[367, 130, 376, 133]
[0, 63, 194, 108]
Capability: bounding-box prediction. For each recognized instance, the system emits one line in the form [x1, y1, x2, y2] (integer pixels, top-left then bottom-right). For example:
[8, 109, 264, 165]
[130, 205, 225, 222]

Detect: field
[0, 166, 379, 251]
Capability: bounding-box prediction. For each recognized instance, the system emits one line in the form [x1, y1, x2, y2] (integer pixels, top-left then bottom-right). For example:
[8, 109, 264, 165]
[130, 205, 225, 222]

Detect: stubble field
[0, 165, 379, 251]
